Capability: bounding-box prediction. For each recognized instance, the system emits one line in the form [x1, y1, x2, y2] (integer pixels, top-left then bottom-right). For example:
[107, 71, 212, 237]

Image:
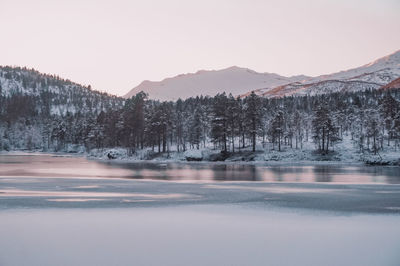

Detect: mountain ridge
[0, 66, 123, 116]
[124, 66, 312, 100]
[125, 49, 400, 100]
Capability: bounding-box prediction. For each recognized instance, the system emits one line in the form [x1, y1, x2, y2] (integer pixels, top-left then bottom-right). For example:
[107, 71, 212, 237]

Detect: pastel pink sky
[0, 0, 399, 96]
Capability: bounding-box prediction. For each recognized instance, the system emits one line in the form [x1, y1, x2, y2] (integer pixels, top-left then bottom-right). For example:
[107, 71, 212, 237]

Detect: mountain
[126, 50, 400, 100]
[252, 80, 381, 98]
[313, 49, 400, 84]
[0, 66, 123, 116]
[124, 66, 311, 101]
[252, 50, 400, 98]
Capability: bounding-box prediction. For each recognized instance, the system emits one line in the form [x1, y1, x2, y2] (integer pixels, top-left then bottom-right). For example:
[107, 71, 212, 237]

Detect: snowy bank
[86, 143, 400, 166]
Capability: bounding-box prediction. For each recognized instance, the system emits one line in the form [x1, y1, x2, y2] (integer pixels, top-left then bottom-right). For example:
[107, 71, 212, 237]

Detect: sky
[0, 0, 399, 96]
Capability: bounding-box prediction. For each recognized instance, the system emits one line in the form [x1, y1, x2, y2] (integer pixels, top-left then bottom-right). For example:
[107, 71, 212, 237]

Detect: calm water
[1, 206, 400, 266]
[0, 153, 399, 184]
[1, 153, 400, 266]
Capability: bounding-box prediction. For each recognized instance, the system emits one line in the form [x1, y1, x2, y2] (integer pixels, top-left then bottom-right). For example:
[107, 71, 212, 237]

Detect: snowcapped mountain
[254, 50, 400, 98]
[0, 66, 83, 97]
[124, 66, 310, 101]
[2, 50, 399, 103]
[0, 66, 123, 115]
[125, 49, 400, 100]
[313, 49, 400, 84]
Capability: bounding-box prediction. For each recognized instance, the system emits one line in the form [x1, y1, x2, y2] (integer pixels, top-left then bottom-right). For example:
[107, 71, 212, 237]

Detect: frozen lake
[1, 152, 400, 183]
[1, 153, 400, 266]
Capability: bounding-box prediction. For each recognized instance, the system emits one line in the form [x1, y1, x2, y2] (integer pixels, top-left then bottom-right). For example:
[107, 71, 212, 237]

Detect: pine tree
[293, 110, 303, 149]
[190, 106, 203, 150]
[211, 93, 228, 151]
[365, 109, 382, 154]
[226, 94, 239, 152]
[312, 102, 339, 154]
[244, 92, 262, 152]
[380, 93, 399, 146]
[269, 109, 284, 151]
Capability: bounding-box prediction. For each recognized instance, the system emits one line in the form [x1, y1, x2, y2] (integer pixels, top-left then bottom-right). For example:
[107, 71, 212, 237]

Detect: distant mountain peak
[124, 66, 310, 100]
[306, 49, 400, 85]
[257, 49, 400, 98]
[125, 49, 400, 100]
[224, 65, 242, 70]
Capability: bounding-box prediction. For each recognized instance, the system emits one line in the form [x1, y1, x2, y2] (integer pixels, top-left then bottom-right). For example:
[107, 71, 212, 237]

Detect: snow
[183, 149, 203, 159]
[83, 135, 399, 166]
[124, 50, 400, 100]
[124, 66, 311, 101]
[0, 67, 124, 116]
[311, 50, 400, 83]
[261, 80, 381, 98]
[258, 50, 400, 98]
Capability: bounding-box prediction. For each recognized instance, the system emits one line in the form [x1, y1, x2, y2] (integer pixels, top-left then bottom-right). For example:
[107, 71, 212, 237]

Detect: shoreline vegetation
[94, 147, 400, 166]
[2, 139, 399, 166]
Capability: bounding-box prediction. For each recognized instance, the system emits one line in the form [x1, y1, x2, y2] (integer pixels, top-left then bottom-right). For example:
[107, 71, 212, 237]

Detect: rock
[184, 150, 203, 161]
[186, 157, 203, 161]
[209, 151, 230, 162]
[364, 160, 390, 166]
[107, 152, 117, 159]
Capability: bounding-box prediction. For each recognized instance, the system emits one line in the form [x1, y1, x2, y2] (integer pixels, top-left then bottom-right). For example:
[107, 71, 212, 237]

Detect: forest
[1, 66, 400, 161]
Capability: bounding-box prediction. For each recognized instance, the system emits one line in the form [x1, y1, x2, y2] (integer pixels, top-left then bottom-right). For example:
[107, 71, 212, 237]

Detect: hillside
[125, 50, 400, 100]
[313, 50, 400, 84]
[0, 66, 123, 115]
[124, 66, 310, 101]
[254, 50, 400, 98]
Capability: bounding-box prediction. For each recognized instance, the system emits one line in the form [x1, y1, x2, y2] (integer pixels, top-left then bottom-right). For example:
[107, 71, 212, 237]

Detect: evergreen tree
[312, 103, 339, 153]
[211, 93, 228, 151]
[244, 92, 262, 152]
[269, 109, 285, 151]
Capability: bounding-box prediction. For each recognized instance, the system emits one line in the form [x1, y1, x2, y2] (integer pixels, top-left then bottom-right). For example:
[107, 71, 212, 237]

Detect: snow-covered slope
[313, 50, 400, 84]
[0, 66, 123, 115]
[124, 66, 310, 101]
[251, 49, 400, 98]
[0, 68, 81, 97]
[259, 80, 381, 98]
[126, 50, 400, 100]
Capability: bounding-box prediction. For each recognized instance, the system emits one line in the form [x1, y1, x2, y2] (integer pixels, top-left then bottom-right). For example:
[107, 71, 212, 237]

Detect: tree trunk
[252, 132, 256, 152]
[231, 135, 235, 153]
[278, 133, 281, 152]
[326, 131, 330, 152]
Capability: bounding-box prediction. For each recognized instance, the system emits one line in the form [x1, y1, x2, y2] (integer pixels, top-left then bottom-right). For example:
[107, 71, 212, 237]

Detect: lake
[1, 153, 400, 266]
[1, 153, 400, 183]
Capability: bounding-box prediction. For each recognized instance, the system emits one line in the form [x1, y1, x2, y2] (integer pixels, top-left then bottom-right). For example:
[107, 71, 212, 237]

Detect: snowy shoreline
[83, 138, 400, 166]
[2, 147, 399, 167]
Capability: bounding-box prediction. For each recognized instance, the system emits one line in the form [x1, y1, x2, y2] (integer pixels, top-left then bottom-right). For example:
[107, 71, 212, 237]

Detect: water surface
[1, 153, 400, 184]
[1, 153, 400, 266]
[1, 206, 400, 266]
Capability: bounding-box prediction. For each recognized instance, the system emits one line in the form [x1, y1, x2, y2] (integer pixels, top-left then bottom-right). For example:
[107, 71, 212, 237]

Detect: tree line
[1, 74, 400, 156]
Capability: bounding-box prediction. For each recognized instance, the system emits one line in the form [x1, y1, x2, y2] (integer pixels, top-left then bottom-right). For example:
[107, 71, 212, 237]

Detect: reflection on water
[0, 153, 399, 184]
[110, 162, 400, 184]
[0, 189, 189, 199]
[0, 154, 134, 179]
